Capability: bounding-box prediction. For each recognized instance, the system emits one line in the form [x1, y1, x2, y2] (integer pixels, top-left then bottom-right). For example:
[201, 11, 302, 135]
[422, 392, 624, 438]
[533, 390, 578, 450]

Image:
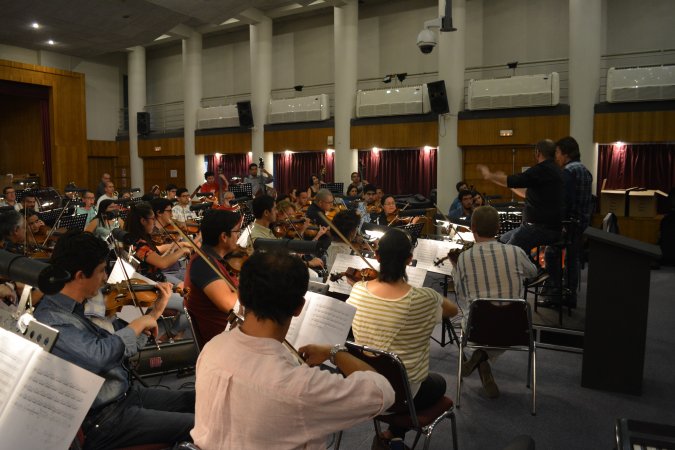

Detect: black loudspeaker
[427, 80, 450, 115]
[137, 112, 151, 135]
[237, 101, 254, 128]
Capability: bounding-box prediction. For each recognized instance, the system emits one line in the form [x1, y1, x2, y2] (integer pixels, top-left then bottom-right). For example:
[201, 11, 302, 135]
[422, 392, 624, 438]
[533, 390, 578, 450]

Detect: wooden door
[143, 157, 186, 193]
[463, 145, 539, 203]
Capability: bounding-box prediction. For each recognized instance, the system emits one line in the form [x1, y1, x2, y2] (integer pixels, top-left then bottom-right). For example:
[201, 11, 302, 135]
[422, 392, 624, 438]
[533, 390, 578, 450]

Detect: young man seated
[192, 251, 395, 449]
[33, 231, 195, 450]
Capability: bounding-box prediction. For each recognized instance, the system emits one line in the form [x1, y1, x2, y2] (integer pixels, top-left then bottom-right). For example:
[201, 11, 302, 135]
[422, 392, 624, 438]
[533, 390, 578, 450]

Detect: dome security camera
[417, 29, 437, 54]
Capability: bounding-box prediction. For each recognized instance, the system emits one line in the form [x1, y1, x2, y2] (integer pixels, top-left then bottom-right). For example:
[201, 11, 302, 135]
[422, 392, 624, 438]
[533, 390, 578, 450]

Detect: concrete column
[249, 14, 273, 175]
[127, 46, 145, 190]
[569, 0, 602, 191]
[334, 0, 359, 189]
[436, 0, 465, 213]
[183, 30, 204, 192]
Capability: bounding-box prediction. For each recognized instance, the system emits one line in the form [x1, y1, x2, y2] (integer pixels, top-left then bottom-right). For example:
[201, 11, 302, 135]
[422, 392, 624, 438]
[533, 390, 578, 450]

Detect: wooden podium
[582, 227, 661, 395]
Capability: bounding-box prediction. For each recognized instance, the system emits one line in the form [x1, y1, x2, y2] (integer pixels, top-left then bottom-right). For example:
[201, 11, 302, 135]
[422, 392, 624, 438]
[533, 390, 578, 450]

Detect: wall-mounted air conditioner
[196, 105, 239, 129]
[467, 73, 560, 110]
[268, 94, 330, 124]
[356, 85, 430, 118]
[606, 66, 675, 103]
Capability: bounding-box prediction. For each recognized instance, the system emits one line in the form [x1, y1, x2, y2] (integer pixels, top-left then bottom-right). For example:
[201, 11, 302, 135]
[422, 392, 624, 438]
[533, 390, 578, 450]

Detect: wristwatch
[329, 344, 348, 365]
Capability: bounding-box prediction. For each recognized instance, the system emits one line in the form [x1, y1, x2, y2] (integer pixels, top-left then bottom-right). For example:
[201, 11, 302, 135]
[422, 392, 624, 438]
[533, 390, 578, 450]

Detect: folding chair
[344, 342, 458, 450]
[456, 298, 536, 415]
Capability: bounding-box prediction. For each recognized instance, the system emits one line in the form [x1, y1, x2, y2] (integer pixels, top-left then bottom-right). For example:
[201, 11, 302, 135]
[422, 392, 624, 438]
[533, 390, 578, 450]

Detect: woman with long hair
[307, 174, 322, 200]
[347, 228, 458, 446]
[85, 199, 125, 243]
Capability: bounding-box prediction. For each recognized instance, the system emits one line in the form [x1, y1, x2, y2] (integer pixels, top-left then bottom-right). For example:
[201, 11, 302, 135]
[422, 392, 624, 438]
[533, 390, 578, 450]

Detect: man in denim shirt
[34, 231, 194, 450]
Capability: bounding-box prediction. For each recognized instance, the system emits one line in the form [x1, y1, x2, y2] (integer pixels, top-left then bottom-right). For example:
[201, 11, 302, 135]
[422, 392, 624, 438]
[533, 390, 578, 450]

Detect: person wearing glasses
[184, 209, 242, 346]
[150, 198, 194, 283]
[172, 187, 199, 228]
[347, 228, 458, 447]
[0, 186, 21, 211]
[305, 188, 334, 226]
[76, 190, 98, 226]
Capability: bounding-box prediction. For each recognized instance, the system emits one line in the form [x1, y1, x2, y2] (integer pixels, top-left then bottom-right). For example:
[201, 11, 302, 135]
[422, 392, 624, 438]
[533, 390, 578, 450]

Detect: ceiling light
[372, 147, 379, 155]
[284, 149, 293, 155]
[154, 34, 170, 41]
[31, 22, 40, 29]
[326, 149, 335, 154]
[47, 40, 55, 45]
[220, 18, 240, 26]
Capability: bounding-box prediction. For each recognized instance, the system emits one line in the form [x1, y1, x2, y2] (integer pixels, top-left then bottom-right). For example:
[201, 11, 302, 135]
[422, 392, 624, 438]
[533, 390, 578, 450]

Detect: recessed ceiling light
[47, 40, 55, 45]
[31, 22, 40, 29]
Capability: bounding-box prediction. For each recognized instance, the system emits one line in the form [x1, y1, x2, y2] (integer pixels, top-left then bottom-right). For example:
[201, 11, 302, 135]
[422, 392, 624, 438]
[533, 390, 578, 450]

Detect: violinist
[346, 228, 458, 444]
[0, 210, 44, 303]
[325, 210, 360, 272]
[184, 209, 241, 346]
[294, 190, 310, 213]
[75, 190, 98, 226]
[345, 185, 359, 198]
[305, 188, 334, 226]
[276, 200, 328, 241]
[150, 198, 193, 282]
[355, 184, 379, 226]
[85, 199, 124, 244]
[0, 186, 21, 211]
[33, 231, 195, 450]
[448, 189, 474, 222]
[21, 191, 40, 212]
[172, 188, 199, 228]
[376, 195, 422, 226]
[165, 183, 178, 201]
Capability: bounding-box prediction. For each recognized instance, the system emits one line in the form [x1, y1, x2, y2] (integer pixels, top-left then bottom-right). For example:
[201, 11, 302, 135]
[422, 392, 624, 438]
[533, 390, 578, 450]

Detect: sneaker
[478, 360, 500, 398]
[461, 349, 487, 377]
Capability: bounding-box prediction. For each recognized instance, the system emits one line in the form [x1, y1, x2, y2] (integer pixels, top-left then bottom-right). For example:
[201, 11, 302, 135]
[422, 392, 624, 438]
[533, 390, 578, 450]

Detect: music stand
[58, 213, 88, 231]
[320, 183, 344, 196]
[242, 211, 255, 228]
[38, 208, 64, 227]
[230, 183, 253, 199]
[398, 222, 424, 240]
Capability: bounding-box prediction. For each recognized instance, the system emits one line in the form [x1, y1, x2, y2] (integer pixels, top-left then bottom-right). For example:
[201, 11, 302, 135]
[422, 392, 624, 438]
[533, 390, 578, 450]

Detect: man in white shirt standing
[96, 181, 117, 208]
[192, 251, 394, 450]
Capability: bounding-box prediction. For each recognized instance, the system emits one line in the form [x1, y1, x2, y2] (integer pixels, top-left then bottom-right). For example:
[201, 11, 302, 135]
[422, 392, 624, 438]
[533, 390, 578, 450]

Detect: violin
[366, 203, 383, 215]
[150, 229, 180, 245]
[222, 249, 250, 278]
[329, 267, 378, 283]
[103, 279, 188, 316]
[433, 242, 475, 267]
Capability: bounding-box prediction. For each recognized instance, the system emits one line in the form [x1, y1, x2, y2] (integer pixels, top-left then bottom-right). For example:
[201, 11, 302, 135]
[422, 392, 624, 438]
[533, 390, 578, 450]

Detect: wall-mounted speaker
[427, 80, 450, 115]
[137, 112, 151, 135]
[237, 101, 254, 128]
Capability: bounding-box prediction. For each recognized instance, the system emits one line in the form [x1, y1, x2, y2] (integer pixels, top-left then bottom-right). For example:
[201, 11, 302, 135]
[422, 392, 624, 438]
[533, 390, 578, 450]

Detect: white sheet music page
[413, 238, 464, 276]
[0, 328, 39, 416]
[286, 292, 356, 349]
[328, 254, 427, 295]
[0, 328, 104, 450]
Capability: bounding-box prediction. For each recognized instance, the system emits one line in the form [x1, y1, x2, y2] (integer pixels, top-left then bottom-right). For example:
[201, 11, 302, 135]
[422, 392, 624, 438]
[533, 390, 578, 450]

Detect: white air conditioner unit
[196, 105, 240, 129]
[467, 73, 560, 110]
[356, 85, 430, 118]
[268, 94, 330, 124]
[606, 66, 675, 103]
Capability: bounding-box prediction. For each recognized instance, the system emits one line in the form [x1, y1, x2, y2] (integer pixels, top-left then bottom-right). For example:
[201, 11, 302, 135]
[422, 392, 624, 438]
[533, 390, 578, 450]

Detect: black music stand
[242, 212, 255, 228]
[320, 183, 344, 196]
[58, 213, 88, 231]
[38, 208, 64, 227]
[398, 222, 424, 240]
[230, 183, 253, 199]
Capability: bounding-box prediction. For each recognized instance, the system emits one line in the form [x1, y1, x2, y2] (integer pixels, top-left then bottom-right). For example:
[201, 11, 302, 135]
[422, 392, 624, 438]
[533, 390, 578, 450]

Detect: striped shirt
[347, 282, 442, 386]
[452, 240, 538, 311]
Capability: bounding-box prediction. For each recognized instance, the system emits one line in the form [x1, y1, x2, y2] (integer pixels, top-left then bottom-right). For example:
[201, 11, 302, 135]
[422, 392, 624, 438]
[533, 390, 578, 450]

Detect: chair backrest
[345, 341, 417, 420]
[465, 299, 532, 347]
[183, 302, 203, 353]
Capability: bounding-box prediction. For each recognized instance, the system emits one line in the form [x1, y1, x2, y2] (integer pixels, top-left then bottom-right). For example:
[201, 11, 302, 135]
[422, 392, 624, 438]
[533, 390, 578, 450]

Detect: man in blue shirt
[34, 231, 194, 449]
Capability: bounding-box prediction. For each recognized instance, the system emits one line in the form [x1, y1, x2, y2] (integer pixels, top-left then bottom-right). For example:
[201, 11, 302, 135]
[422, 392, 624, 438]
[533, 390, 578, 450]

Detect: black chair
[343, 341, 458, 450]
[456, 298, 536, 415]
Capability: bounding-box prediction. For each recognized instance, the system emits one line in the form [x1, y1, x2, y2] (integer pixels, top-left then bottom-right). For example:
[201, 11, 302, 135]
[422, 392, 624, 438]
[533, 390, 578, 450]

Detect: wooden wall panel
[458, 115, 570, 147]
[0, 59, 87, 189]
[351, 121, 438, 149]
[0, 96, 44, 182]
[462, 146, 539, 202]
[594, 111, 675, 143]
[195, 132, 251, 154]
[86, 140, 131, 190]
[264, 127, 333, 152]
[87, 140, 118, 157]
[115, 140, 131, 189]
[87, 157, 115, 193]
[138, 137, 184, 157]
[142, 157, 186, 193]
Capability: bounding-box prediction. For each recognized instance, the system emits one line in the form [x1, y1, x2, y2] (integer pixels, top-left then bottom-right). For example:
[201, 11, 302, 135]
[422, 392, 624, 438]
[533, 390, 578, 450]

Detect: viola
[103, 279, 188, 316]
[329, 267, 378, 283]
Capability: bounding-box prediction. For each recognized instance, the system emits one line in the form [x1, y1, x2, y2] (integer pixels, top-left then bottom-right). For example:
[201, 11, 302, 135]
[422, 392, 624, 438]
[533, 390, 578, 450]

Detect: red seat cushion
[376, 396, 453, 428]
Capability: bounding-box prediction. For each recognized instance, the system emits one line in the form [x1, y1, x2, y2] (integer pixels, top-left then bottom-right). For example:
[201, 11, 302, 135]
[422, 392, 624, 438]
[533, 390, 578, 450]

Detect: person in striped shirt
[347, 228, 458, 445]
[451, 206, 538, 398]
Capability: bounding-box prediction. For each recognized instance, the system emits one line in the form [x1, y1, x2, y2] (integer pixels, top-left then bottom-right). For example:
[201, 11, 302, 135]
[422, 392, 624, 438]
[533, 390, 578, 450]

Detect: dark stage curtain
[205, 154, 252, 183]
[598, 143, 675, 195]
[40, 99, 52, 186]
[273, 151, 335, 196]
[358, 147, 437, 197]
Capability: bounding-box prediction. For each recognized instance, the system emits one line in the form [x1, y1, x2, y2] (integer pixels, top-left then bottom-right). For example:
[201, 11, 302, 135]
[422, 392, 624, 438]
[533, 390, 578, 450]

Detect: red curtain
[273, 151, 335, 195]
[598, 143, 675, 195]
[205, 154, 252, 182]
[358, 147, 437, 197]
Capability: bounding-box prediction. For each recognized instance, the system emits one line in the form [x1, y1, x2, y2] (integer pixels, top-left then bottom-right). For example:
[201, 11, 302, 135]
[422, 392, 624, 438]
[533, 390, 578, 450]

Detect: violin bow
[386, 202, 410, 227]
[317, 211, 376, 271]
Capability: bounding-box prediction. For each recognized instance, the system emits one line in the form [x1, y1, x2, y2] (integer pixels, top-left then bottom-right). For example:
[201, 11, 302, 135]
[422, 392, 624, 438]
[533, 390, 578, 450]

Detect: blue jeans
[499, 223, 561, 256]
[83, 385, 194, 450]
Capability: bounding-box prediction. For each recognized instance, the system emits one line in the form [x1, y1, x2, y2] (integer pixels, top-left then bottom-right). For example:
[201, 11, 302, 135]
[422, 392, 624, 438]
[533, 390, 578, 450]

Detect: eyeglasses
[231, 229, 241, 234]
[144, 216, 156, 221]
[164, 209, 172, 213]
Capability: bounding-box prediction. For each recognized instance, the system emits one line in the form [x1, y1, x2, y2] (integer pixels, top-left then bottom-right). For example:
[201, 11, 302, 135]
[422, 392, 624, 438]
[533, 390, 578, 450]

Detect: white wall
[202, 29, 251, 100]
[606, 0, 675, 54]
[146, 45, 183, 104]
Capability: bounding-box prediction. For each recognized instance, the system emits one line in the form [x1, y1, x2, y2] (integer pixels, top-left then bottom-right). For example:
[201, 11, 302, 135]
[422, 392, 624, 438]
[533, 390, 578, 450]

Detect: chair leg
[450, 411, 459, 450]
[531, 343, 537, 416]
[526, 345, 532, 389]
[456, 341, 463, 408]
[332, 431, 342, 449]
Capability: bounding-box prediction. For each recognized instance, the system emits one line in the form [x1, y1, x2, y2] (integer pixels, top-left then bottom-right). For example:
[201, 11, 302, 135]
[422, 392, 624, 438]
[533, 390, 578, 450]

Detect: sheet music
[413, 238, 464, 276]
[286, 292, 356, 349]
[0, 328, 104, 450]
[108, 258, 155, 285]
[0, 328, 39, 416]
[328, 254, 427, 295]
